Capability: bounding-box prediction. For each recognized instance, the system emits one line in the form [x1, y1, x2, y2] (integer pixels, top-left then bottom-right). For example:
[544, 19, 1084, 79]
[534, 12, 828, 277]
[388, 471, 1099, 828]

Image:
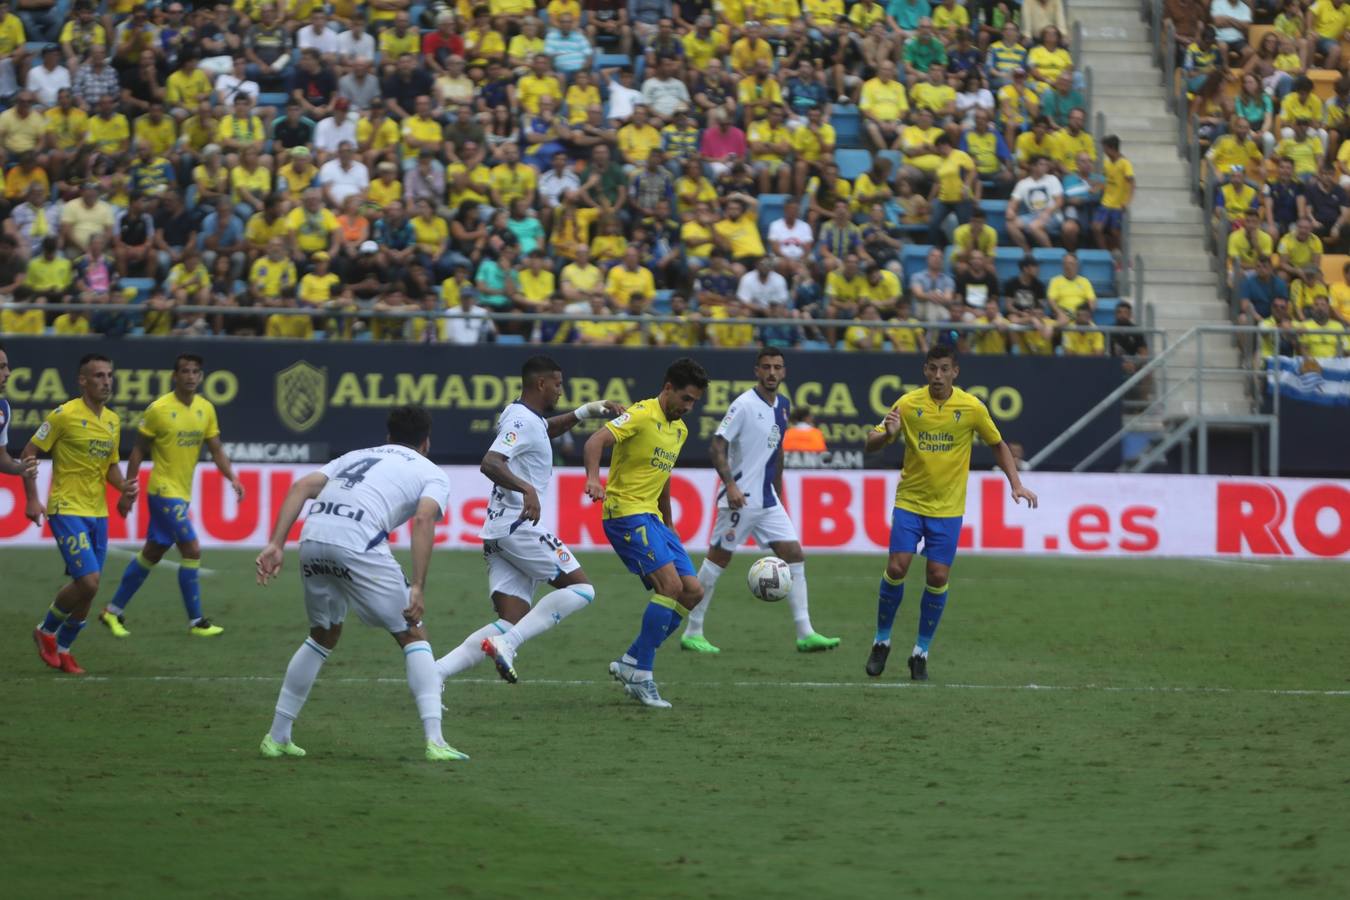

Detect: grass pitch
[1, 548, 1347, 899]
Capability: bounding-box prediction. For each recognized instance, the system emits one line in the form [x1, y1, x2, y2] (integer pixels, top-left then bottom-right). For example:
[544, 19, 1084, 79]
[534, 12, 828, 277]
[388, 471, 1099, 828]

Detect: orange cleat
[57, 653, 86, 675]
[33, 628, 60, 669]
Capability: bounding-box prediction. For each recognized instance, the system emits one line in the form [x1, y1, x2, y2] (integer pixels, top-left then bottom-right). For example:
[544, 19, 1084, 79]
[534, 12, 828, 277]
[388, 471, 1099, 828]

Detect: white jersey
[714, 388, 790, 510]
[480, 401, 554, 540]
[301, 444, 451, 553]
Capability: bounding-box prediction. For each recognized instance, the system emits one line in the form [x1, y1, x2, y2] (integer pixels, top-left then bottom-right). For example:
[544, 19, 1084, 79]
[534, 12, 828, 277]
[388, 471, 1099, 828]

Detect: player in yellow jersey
[583, 358, 709, 708]
[862, 345, 1037, 681]
[100, 354, 244, 639]
[22, 354, 139, 675]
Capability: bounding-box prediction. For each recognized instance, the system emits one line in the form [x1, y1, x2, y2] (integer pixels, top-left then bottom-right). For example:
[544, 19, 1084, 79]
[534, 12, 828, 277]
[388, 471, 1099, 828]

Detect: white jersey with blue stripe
[0, 397, 10, 449]
[301, 444, 451, 554]
[480, 400, 553, 540]
[714, 388, 789, 510]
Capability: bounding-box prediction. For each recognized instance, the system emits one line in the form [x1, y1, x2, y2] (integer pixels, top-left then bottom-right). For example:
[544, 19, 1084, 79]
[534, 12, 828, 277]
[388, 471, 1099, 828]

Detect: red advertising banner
[2, 467, 1346, 559]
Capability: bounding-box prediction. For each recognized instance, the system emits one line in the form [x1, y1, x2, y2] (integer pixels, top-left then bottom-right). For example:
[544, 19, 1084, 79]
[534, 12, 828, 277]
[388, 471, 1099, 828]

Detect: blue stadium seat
[757, 193, 789, 233]
[875, 149, 904, 175]
[651, 289, 675, 314]
[496, 334, 526, 344]
[901, 243, 936, 283]
[594, 53, 630, 72]
[1092, 298, 1121, 325]
[257, 92, 288, 109]
[799, 339, 834, 351]
[977, 199, 1008, 241]
[830, 105, 861, 148]
[835, 148, 871, 181]
[121, 278, 157, 302]
[1077, 250, 1117, 294]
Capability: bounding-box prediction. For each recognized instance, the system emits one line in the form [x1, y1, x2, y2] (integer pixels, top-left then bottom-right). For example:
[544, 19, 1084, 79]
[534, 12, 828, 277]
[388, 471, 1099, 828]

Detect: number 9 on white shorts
[710, 505, 799, 552]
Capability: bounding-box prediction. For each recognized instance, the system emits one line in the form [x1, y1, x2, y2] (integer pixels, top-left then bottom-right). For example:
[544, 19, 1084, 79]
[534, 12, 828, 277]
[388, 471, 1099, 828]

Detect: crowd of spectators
[0, 0, 1143, 357]
[1176, 0, 1350, 355]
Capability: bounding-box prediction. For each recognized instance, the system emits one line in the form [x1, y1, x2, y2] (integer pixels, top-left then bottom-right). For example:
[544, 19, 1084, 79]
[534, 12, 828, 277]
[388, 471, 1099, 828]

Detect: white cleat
[624, 676, 673, 709]
[481, 635, 518, 684]
[608, 658, 636, 684]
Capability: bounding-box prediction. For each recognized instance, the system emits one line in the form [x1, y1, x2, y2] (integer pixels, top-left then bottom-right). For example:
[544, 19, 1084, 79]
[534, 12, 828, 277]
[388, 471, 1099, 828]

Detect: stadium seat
[901, 243, 934, 283]
[651, 289, 675, 314]
[799, 339, 834, 350]
[257, 92, 288, 109]
[875, 149, 904, 174]
[1092, 298, 1121, 326]
[835, 148, 872, 181]
[830, 105, 861, 148]
[757, 193, 789, 233]
[594, 53, 630, 72]
[496, 334, 526, 344]
[1309, 69, 1339, 101]
[1320, 254, 1349, 285]
[1076, 250, 1117, 294]
[121, 278, 157, 302]
[978, 199, 1009, 241]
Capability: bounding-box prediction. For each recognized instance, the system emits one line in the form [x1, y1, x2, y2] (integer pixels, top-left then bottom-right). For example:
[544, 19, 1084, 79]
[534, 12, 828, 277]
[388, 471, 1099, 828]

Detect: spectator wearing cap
[367, 159, 402, 208]
[26, 45, 70, 107]
[313, 96, 357, 163]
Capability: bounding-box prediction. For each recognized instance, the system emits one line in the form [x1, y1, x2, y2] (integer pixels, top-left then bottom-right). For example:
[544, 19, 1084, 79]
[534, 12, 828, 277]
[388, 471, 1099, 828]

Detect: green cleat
[260, 734, 306, 758]
[99, 609, 130, 638]
[796, 633, 841, 653]
[426, 742, 470, 762]
[680, 634, 721, 654]
[189, 618, 224, 637]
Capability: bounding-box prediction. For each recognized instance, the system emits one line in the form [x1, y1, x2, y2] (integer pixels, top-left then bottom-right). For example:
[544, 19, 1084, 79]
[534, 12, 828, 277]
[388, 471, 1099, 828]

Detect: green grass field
[2, 548, 1348, 899]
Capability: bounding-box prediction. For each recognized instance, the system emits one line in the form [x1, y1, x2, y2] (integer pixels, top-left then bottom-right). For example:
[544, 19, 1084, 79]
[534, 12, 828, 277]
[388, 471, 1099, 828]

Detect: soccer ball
[747, 557, 792, 602]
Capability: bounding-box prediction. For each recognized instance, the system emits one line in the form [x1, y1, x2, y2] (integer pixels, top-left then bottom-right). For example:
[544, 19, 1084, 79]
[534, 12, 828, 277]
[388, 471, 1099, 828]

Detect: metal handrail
[1162, 21, 1178, 112]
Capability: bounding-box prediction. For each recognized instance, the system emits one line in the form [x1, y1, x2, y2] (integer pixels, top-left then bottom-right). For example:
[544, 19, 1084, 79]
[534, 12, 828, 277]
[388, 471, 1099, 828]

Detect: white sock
[787, 562, 813, 640]
[435, 620, 510, 680]
[403, 640, 445, 744]
[270, 637, 328, 744]
[683, 559, 724, 638]
[912, 644, 928, 659]
[502, 584, 594, 652]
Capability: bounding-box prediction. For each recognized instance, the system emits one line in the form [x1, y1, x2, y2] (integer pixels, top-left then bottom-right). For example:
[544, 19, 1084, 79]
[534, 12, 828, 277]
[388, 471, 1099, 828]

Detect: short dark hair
[925, 344, 957, 366]
[78, 353, 112, 373]
[174, 353, 204, 372]
[756, 346, 785, 365]
[664, 357, 710, 391]
[1103, 134, 1121, 151]
[521, 355, 561, 381]
[387, 405, 432, 447]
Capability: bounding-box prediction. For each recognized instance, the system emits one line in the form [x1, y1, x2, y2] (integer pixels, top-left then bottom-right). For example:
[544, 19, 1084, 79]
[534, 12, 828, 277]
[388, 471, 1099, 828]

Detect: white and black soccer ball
[746, 556, 792, 602]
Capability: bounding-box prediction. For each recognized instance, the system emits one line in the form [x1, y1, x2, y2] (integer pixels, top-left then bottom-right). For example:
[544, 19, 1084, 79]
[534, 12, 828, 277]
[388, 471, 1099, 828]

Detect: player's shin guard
[875, 573, 905, 645]
[403, 640, 444, 744]
[786, 561, 814, 639]
[915, 583, 948, 656]
[683, 559, 723, 638]
[178, 558, 203, 622]
[270, 638, 329, 744]
[627, 594, 679, 672]
[502, 584, 594, 652]
[55, 615, 86, 652]
[436, 619, 510, 680]
[108, 553, 155, 615]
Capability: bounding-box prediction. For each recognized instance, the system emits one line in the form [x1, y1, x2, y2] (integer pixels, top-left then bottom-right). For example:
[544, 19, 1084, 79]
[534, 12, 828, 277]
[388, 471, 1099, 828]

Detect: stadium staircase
[1060, 0, 1255, 469]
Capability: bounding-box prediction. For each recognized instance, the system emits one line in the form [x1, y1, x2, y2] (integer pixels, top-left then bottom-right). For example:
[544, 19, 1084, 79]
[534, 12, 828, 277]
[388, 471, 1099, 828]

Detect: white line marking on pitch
[9, 674, 1348, 697]
[106, 547, 217, 577]
[1193, 557, 1275, 570]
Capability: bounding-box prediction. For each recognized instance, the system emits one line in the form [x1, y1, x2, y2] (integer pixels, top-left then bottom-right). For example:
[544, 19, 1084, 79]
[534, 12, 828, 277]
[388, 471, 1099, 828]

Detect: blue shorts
[146, 495, 198, 547]
[1093, 207, 1124, 230]
[1018, 211, 1062, 234]
[49, 515, 109, 578]
[602, 513, 695, 585]
[889, 508, 963, 567]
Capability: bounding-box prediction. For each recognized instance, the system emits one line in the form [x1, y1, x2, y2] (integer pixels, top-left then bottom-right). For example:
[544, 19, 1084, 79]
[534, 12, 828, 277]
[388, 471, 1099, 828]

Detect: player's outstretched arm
[256, 471, 329, 585]
[545, 400, 626, 439]
[18, 442, 43, 524]
[992, 441, 1038, 509]
[118, 434, 151, 517]
[481, 450, 542, 524]
[583, 428, 616, 502]
[205, 435, 245, 501]
[405, 497, 442, 627]
[0, 443, 36, 478]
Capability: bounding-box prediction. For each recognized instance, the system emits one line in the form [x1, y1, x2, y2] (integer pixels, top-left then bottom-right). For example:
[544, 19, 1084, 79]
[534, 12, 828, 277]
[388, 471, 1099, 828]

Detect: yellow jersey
[825, 270, 868, 307]
[32, 398, 121, 518]
[490, 162, 537, 205]
[519, 268, 555, 305]
[887, 319, 925, 353]
[617, 123, 662, 163]
[1048, 275, 1097, 315]
[250, 257, 297, 297]
[875, 386, 1002, 517]
[44, 107, 89, 151]
[860, 78, 909, 121]
[299, 271, 341, 305]
[134, 117, 178, 157]
[138, 393, 220, 501]
[1277, 233, 1323, 270]
[602, 398, 689, 520]
[1062, 328, 1106, 355]
[517, 72, 563, 115]
[1297, 318, 1347, 357]
[285, 207, 339, 254]
[1052, 129, 1096, 170]
[934, 149, 975, 203]
[1102, 155, 1135, 209]
[713, 212, 766, 258]
[166, 68, 213, 108]
[53, 313, 91, 335]
[86, 113, 130, 154]
[606, 264, 655, 302]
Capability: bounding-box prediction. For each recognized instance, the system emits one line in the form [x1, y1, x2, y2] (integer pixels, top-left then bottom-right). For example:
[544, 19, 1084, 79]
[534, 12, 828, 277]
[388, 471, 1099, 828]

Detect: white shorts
[300, 541, 411, 633]
[709, 505, 799, 553]
[482, 525, 582, 603]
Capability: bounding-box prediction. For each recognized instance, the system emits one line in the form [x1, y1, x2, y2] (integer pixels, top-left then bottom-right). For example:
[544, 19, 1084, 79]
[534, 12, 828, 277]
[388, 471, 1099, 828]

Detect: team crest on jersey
[503, 431, 518, 445]
[35, 421, 51, 441]
[953, 411, 962, 422]
[275, 361, 327, 433]
[556, 548, 572, 565]
[915, 410, 924, 418]
[612, 412, 632, 428]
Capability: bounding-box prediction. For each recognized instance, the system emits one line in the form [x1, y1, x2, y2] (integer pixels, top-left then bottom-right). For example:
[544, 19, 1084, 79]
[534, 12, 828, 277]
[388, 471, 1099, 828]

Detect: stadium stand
[0, 0, 1161, 358]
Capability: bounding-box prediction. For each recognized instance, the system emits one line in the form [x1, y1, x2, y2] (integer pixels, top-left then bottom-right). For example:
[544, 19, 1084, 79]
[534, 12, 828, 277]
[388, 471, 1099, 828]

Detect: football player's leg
[682, 518, 735, 650]
[106, 541, 166, 625]
[878, 510, 922, 645]
[913, 517, 960, 661]
[436, 548, 526, 681]
[498, 567, 594, 654]
[266, 623, 340, 756]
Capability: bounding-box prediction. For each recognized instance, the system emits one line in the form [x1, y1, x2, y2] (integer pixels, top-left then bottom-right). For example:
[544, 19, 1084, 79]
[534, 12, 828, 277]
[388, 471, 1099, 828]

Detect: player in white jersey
[434, 355, 624, 686]
[681, 347, 841, 654]
[254, 405, 468, 762]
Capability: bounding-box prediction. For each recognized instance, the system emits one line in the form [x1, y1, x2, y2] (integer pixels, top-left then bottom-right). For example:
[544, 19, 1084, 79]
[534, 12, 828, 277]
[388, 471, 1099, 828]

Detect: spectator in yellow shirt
[1227, 210, 1275, 282]
[1047, 252, 1097, 317]
[729, 21, 773, 73]
[859, 60, 908, 150]
[1061, 304, 1106, 355]
[604, 246, 655, 305]
[617, 104, 662, 166]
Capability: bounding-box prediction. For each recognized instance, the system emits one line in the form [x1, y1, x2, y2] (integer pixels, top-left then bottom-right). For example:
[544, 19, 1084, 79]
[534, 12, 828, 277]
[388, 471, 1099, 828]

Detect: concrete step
[1133, 174, 1195, 190]
[1095, 97, 1170, 118]
[1083, 54, 1158, 72]
[1130, 209, 1205, 226]
[1081, 39, 1152, 53]
[1101, 116, 1184, 132]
